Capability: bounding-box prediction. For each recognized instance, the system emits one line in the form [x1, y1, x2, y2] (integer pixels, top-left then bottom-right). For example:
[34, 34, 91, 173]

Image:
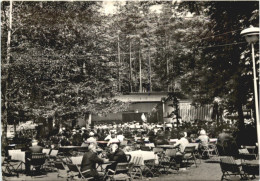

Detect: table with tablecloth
[8, 150, 25, 163]
[6, 150, 26, 175]
[125, 150, 159, 165]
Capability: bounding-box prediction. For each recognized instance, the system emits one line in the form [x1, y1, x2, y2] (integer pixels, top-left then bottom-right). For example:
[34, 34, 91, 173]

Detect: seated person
[106, 144, 128, 173]
[29, 139, 43, 153]
[104, 133, 112, 141]
[197, 130, 209, 155]
[144, 137, 150, 144]
[80, 144, 105, 180]
[86, 132, 97, 145]
[107, 134, 120, 147]
[116, 131, 125, 142]
[173, 132, 189, 168]
[174, 132, 189, 153]
[25, 139, 43, 175]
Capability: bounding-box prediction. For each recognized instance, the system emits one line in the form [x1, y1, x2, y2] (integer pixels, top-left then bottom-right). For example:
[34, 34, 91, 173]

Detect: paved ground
[2, 157, 259, 181]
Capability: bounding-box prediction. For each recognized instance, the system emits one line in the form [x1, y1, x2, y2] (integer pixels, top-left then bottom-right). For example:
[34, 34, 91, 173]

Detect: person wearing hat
[86, 131, 97, 146]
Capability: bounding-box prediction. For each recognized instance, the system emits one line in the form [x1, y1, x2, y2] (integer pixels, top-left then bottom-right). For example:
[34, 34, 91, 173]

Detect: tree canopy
[1, 1, 259, 136]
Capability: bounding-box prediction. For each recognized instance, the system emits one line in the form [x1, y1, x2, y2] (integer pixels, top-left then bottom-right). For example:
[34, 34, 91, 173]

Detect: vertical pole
[166, 34, 169, 92]
[148, 44, 152, 92]
[139, 42, 142, 93]
[129, 40, 132, 92]
[162, 101, 165, 131]
[118, 32, 121, 92]
[251, 43, 260, 156]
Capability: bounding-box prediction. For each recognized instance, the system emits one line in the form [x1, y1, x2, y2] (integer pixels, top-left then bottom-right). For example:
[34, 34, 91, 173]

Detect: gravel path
[3, 157, 259, 181]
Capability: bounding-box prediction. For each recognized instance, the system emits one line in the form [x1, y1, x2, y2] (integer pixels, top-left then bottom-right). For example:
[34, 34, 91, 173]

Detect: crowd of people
[8, 120, 239, 156]
[4, 120, 247, 180]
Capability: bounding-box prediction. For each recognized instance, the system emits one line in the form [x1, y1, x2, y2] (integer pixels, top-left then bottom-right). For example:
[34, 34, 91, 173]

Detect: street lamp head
[241, 25, 260, 44]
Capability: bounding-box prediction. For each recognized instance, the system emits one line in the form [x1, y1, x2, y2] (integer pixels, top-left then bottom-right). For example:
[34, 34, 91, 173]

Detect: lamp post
[161, 97, 166, 131]
[241, 25, 260, 154]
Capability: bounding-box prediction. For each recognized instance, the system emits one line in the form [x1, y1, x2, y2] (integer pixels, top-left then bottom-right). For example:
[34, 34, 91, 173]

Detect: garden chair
[242, 163, 259, 179]
[143, 159, 161, 177]
[67, 163, 94, 180]
[182, 146, 197, 168]
[42, 148, 51, 155]
[153, 147, 164, 159]
[130, 156, 143, 180]
[219, 156, 245, 180]
[2, 156, 19, 177]
[162, 149, 179, 172]
[201, 144, 215, 158]
[28, 153, 47, 176]
[126, 154, 132, 163]
[238, 149, 256, 161]
[106, 162, 133, 181]
[54, 161, 69, 178]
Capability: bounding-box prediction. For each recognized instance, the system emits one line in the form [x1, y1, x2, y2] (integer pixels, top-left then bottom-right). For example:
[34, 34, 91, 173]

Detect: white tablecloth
[125, 150, 158, 165]
[187, 143, 200, 150]
[9, 151, 25, 162]
[209, 138, 218, 143]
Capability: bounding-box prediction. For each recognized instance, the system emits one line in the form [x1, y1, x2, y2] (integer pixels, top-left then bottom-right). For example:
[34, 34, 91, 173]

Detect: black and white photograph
[1, 0, 259, 180]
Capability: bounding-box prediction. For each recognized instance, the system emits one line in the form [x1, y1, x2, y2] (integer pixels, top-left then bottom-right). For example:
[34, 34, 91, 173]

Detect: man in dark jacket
[106, 144, 128, 172]
[80, 144, 105, 180]
[25, 140, 44, 175]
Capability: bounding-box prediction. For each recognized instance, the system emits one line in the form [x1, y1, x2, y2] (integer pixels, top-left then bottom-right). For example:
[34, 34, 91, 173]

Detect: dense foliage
[1, 1, 259, 144]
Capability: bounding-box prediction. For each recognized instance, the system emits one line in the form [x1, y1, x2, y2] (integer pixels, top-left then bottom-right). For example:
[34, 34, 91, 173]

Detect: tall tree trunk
[118, 32, 121, 92]
[165, 33, 169, 92]
[3, 0, 13, 144]
[139, 42, 142, 93]
[129, 40, 132, 92]
[148, 44, 152, 92]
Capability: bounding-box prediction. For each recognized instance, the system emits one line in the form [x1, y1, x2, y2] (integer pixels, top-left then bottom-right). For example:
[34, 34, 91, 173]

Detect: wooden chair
[201, 144, 215, 158]
[182, 146, 197, 168]
[2, 156, 19, 177]
[106, 162, 133, 181]
[67, 163, 93, 180]
[43, 148, 53, 170]
[126, 154, 132, 163]
[28, 153, 47, 176]
[153, 147, 164, 159]
[239, 149, 257, 161]
[54, 161, 69, 178]
[130, 156, 143, 180]
[242, 163, 259, 179]
[219, 156, 245, 181]
[42, 149, 51, 155]
[143, 159, 161, 177]
[162, 149, 179, 172]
